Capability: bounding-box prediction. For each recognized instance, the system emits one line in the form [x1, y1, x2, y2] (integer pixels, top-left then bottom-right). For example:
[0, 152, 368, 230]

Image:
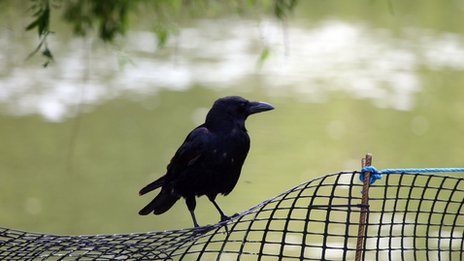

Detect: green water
[1, 1, 464, 235]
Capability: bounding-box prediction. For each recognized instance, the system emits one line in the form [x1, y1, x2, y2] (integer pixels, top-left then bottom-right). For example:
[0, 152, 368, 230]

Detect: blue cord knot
[360, 166, 382, 185]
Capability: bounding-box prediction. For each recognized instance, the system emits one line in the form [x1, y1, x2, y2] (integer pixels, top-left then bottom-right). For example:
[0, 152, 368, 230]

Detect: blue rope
[359, 166, 464, 185]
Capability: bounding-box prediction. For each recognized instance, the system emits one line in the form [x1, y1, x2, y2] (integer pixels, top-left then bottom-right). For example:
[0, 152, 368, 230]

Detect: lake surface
[1, 1, 463, 234]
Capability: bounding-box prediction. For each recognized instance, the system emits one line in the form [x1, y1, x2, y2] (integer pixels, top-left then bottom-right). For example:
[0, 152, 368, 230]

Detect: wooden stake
[355, 153, 372, 261]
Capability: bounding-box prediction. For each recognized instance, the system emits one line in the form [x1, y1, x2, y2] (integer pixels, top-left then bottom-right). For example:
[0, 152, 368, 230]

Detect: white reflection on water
[1, 19, 464, 121]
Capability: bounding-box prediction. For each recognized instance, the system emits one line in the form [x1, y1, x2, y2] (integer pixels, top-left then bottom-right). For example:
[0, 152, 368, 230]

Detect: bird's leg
[208, 195, 229, 222]
[185, 196, 199, 228]
[208, 195, 231, 234]
[189, 210, 199, 228]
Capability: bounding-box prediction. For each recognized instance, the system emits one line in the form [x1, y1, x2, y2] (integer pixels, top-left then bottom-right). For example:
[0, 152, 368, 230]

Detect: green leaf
[38, 7, 50, 35]
[256, 47, 270, 69]
[155, 26, 170, 48]
[25, 19, 40, 31]
[42, 48, 54, 60]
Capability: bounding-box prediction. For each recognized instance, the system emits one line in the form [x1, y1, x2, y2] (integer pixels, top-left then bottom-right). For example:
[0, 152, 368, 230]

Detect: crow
[138, 96, 274, 227]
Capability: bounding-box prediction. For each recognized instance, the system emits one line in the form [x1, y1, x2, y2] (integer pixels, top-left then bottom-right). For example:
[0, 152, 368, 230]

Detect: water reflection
[2, 19, 464, 121]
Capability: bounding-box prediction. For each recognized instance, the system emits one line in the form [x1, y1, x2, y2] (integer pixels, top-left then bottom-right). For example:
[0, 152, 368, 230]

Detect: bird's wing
[166, 125, 212, 175]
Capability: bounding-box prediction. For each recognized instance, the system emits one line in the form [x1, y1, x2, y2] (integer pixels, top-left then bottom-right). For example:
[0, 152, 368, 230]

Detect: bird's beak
[248, 101, 274, 114]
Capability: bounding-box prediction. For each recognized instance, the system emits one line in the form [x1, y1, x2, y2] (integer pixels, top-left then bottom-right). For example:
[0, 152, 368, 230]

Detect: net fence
[1, 171, 463, 260]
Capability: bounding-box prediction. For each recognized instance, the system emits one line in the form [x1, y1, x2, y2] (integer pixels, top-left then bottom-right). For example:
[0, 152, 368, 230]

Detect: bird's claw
[192, 224, 215, 235]
[220, 212, 240, 222]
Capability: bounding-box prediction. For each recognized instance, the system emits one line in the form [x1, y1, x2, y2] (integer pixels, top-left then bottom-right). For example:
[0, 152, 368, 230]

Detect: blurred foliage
[25, 0, 298, 64]
[256, 47, 270, 69]
[26, 0, 59, 67]
[273, 0, 297, 19]
[63, 0, 130, 41]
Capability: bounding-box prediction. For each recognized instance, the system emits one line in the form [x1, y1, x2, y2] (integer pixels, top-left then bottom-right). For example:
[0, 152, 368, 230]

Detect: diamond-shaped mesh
[1, 171, 463, 260]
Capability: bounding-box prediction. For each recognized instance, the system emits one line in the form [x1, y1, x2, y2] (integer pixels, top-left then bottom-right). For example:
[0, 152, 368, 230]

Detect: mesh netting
[1, 171, 463, 260]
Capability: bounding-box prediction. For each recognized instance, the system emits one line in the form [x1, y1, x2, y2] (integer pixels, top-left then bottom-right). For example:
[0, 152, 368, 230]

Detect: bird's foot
[192, 224, 215, 236]
[223, 212, 240, 221]
[220, 215, 230, 222]
[218, 213, 241, 234]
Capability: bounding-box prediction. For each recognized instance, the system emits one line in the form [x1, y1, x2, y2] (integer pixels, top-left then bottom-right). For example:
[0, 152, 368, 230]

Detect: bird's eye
[239, 101, 247, 107]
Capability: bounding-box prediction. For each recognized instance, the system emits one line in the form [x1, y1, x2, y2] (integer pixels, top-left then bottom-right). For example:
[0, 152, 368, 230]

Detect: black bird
[138, 96, 274, 227]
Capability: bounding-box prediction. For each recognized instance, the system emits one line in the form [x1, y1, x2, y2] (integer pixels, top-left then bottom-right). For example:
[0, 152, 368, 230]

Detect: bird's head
[206, 96, 274, 129]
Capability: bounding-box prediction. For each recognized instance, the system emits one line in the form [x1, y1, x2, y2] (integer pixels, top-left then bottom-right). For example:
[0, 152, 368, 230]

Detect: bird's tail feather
[138, 190, 180, 215]
[139, 176, 166, 195]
